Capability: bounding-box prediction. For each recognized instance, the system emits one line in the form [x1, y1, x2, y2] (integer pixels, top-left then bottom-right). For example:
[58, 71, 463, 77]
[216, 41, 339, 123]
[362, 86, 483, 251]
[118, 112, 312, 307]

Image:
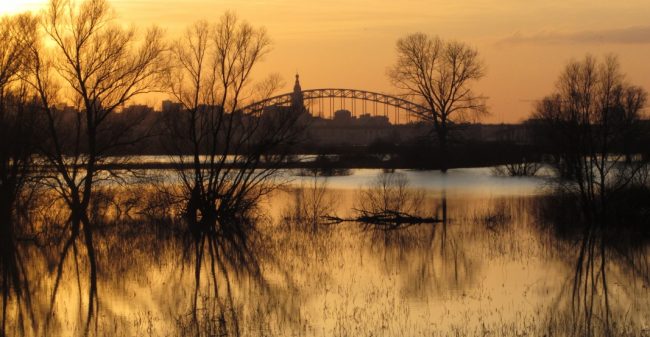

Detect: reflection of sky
[290, 167, 551, 196]
[35, 189, 649, 336]
[102, 158, 552, 196]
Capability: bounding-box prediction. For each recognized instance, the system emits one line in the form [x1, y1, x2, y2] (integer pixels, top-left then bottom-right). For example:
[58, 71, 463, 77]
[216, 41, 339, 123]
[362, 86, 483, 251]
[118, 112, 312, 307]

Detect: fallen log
[322, 209, 441, 230]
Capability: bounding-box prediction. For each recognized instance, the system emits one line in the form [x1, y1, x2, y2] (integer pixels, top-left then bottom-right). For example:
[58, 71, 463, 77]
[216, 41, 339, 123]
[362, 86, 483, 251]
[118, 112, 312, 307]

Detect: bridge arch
[242, 88, 429, 124]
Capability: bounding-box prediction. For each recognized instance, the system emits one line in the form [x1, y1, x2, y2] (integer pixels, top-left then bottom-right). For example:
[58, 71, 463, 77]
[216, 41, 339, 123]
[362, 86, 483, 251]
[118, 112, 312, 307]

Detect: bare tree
[162, 13, 302, 325]
[533, 54, 648, 335]
[388, 33, 486, 171]
[492, 160, 542, 177]
[23, 0, 166, 333]
[324, 173, 440, 230]
[534, 55, 647, 215]
[0, 13, 40, 337]
[282, 173, 334, 232]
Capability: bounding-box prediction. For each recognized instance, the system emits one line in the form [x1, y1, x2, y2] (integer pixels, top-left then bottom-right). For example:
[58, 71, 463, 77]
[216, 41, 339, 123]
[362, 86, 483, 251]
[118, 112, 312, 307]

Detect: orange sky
[3, 0, 650, 122]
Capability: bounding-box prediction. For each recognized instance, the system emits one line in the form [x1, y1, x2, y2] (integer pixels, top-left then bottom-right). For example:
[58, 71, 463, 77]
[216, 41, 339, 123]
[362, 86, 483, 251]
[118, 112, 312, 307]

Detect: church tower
[291, 73, 305, 110]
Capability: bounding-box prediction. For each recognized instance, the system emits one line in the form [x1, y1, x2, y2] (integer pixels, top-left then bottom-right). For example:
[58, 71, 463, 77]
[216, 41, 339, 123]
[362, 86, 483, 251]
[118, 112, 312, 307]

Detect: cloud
[498, 26, 650, 46]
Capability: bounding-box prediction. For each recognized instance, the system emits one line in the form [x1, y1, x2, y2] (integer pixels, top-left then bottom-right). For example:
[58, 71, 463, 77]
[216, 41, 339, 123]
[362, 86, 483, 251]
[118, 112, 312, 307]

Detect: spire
[291, 73, 304, 110]
[293, 73, 301, 92]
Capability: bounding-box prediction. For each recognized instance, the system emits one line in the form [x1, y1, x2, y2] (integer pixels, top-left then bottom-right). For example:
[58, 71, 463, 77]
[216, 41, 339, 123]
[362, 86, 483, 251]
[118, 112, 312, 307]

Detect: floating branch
[322, 209, 441, 230]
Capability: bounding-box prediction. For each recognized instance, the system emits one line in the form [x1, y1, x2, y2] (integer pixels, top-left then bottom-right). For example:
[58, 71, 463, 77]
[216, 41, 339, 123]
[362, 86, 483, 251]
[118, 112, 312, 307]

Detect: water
[4, 167, 649, 337]
[289, 167, 550, 195]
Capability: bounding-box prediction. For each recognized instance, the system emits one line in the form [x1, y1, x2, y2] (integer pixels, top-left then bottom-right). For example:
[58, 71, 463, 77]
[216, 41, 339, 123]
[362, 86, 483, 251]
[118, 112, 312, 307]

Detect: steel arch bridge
[242, 88, 429, 124]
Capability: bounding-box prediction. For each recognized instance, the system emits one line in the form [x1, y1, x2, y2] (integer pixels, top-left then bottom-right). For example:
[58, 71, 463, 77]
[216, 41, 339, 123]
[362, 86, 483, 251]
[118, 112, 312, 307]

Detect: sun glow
[0, 0, 47, 15]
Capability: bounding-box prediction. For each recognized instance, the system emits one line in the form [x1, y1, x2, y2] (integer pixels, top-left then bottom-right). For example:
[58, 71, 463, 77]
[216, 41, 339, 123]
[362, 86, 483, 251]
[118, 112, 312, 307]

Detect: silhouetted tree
[282, 173, 334, 232]
[533, 54, 648, 335]
[162, 13, 302, 323]
[492, 159, 541, 177]
[534, 55, 647, 217]
[324, 173, 440, 230]
[24, 0, 166, 333]
[388, 33, 486, 171]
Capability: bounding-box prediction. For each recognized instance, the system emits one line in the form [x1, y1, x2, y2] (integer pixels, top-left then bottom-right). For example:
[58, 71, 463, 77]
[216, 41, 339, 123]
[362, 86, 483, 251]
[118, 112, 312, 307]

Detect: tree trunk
[438, 127, 449, 172]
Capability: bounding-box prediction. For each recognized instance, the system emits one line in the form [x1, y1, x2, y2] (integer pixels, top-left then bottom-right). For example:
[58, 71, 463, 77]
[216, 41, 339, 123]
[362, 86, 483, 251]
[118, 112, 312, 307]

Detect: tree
[0, 13, 40, 337]
[162, 13, 302, 326]
[533, 54, 648, 335]
[25, 0, 166, 333]
[388, 33, 486, 171]
[534, 55, 647, 215]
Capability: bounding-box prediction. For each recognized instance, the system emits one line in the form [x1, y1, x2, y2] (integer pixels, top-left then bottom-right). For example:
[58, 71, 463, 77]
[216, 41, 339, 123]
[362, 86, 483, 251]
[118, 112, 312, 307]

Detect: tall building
[291, 74, 305, 111]
[261, 73, 309, 123]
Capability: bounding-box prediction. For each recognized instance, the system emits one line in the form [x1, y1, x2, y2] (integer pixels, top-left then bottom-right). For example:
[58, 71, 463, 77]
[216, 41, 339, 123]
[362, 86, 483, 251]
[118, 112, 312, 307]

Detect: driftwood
[322, 209, 441, 231]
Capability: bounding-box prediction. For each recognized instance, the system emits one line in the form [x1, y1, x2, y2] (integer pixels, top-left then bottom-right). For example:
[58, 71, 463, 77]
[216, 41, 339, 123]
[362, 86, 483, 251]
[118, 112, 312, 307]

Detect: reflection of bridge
[242, 75, 428, 124]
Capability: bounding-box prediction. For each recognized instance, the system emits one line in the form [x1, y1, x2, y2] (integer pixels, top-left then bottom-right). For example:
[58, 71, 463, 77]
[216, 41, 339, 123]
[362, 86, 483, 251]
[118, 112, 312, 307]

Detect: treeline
[0, 1, 301, 335]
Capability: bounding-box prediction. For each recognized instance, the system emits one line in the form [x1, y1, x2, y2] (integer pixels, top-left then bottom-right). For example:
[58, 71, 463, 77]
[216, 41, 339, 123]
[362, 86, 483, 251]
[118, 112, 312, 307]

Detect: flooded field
[3, 168, 650, 337]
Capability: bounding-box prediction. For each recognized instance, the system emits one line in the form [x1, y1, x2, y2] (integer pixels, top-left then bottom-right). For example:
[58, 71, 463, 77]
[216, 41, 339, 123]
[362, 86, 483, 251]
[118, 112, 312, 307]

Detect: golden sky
[3, 0, 650, 122]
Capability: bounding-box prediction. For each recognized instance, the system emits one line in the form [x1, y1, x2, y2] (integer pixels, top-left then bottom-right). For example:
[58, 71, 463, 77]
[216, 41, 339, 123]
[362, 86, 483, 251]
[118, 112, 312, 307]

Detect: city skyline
[2, 0, 650, 123]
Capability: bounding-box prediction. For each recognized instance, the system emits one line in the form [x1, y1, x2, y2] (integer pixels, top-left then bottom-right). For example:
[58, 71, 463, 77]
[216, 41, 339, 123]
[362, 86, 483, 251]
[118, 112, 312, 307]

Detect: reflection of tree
[537, 254, 650, 337]
[387, 204, 480, 299]
[346, 178, 480, 299]
[534, 193, 650, 336]
[170, 210, 303, 337]
[11, 184, 303, 337]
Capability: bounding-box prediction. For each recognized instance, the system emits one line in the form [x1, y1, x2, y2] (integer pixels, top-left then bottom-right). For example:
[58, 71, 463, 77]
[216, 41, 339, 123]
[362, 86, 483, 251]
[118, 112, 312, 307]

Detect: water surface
[5, 168, 649, 337]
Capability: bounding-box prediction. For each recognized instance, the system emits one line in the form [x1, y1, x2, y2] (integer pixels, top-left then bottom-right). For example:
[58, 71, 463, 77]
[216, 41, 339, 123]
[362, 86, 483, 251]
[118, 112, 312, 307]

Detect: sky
[2, 0, 650, 122]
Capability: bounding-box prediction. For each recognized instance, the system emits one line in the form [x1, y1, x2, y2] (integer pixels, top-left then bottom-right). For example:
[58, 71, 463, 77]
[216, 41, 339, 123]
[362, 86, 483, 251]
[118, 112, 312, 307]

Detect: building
[162, 100, 183, 113]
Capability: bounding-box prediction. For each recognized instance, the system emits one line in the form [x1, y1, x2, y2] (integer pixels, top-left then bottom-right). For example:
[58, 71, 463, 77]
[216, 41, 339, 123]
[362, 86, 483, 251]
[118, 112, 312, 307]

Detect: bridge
[242, 75, 429, 125]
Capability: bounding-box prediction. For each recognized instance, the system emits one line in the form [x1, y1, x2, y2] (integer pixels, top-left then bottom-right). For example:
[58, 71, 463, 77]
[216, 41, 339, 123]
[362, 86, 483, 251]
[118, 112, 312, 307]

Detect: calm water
[5, 168, 649, 337]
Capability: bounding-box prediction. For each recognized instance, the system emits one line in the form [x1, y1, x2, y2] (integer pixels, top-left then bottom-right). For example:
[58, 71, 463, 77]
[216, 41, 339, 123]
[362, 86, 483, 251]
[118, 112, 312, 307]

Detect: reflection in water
[533, 190, 650, 336]
[1, 205, 35, 337]
[2, 171, 650, 336]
